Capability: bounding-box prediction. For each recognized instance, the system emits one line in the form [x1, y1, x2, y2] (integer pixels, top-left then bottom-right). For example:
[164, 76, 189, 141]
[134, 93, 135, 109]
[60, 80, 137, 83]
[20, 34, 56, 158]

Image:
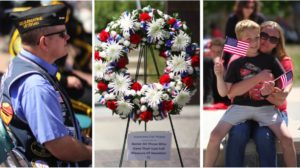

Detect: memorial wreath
[95, 6, 199, 123]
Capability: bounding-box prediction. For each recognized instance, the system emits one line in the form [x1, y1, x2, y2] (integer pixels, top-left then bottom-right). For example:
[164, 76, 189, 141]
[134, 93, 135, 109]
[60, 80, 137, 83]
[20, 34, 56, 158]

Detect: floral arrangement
[95, 6, 199, 123]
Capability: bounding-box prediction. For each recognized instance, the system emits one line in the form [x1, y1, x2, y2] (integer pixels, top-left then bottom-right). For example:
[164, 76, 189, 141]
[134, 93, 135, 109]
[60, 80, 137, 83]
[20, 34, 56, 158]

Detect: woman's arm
[266, 56, 294, 105]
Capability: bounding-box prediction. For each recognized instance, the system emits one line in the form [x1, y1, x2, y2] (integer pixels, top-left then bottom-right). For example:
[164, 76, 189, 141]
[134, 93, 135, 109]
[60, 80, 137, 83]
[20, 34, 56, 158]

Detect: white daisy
[174, 89, 191, 106]
[144, 85, 163, 108]
[108, 73, 131, 94]
[171, 30, 191, 51]
[147, 19, 165, 41]
[103, 41, 123, 61]
[167, 53, 191, 74]
[119, 12, 136, 33]
[116, 101, 133, 115]
[94, 60, 107, 79]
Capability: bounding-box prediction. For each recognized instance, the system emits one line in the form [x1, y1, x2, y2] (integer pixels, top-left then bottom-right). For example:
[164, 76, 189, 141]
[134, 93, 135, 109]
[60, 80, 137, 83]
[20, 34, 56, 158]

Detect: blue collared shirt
[10, 49, 68, 144]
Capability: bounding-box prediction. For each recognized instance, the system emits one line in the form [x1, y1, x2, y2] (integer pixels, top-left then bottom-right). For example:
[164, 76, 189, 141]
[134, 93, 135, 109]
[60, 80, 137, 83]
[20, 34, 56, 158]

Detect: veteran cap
[10, 4, 67, 34]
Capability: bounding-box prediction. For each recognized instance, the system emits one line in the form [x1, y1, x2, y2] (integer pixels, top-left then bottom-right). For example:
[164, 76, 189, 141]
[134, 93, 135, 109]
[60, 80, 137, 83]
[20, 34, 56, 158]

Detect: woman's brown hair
[234, 0, 261, 21]
[260, 21, 287, 60]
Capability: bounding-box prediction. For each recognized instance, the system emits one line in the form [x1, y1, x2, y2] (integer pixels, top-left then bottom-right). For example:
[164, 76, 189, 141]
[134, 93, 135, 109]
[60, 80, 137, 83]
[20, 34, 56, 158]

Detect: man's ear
[38, 36, 48, 51]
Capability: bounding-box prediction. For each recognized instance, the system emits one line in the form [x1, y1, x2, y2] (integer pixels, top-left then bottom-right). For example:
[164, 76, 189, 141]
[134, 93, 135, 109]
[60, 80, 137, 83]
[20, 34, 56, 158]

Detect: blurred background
[0, 0, 93, 137]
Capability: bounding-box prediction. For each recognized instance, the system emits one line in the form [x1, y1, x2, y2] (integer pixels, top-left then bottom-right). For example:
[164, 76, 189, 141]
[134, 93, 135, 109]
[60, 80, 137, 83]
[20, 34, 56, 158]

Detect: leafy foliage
[95, 1, 165, 32]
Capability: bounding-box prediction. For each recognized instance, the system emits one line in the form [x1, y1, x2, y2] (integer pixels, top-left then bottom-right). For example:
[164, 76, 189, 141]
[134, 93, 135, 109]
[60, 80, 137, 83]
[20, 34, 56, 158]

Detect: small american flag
[276, 70, 293, 89]
[223, 37, 249, 56]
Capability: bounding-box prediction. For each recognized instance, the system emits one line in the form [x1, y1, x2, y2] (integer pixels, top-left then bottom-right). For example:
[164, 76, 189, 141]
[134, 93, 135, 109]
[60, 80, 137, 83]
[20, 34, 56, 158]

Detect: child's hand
[257, 69, 274, 82]
[260, 81, 275, 97]
[214, 59, 224, 77]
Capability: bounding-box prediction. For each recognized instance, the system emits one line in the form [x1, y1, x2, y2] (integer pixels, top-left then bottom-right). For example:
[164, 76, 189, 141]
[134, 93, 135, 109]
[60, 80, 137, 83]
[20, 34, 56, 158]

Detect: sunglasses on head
[44, 30, 68, 38]
[260, 32, 279, 44]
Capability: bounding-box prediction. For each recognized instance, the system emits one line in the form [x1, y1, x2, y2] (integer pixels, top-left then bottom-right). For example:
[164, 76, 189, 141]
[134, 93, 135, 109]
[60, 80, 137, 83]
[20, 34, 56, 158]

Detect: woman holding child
[224, 21, 294, 167]
[204, 20, 296, 167]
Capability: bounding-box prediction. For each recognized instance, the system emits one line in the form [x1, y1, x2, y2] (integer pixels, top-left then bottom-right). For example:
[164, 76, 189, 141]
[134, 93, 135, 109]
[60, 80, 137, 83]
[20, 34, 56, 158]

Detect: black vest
[0, 55, 81, 167]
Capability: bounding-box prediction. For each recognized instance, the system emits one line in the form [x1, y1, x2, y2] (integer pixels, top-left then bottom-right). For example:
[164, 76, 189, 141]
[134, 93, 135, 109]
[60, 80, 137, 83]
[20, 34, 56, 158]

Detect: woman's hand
[271, 87, 288, 101]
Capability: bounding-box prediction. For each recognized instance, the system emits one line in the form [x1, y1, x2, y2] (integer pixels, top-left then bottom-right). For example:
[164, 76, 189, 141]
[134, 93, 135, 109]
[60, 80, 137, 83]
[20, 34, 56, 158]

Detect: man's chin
[60, 54, 68, 59]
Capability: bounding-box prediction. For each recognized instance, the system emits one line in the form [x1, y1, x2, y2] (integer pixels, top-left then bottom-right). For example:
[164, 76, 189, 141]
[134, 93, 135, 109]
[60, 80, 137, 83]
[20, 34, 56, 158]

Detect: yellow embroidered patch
[19, 16, 43, 29]
[0, 102, 14, 125]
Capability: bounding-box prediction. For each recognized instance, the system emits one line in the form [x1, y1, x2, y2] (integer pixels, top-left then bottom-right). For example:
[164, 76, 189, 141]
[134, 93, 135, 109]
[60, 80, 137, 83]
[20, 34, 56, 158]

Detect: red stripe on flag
[223, 37, 249, 56]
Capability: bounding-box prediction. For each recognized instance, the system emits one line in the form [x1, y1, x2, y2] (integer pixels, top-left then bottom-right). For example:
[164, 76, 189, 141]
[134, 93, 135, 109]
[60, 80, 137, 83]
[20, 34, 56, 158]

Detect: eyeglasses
[44, 30, 68, 38]
[37, 30, 68, 45]
[260, 32, 280, 44]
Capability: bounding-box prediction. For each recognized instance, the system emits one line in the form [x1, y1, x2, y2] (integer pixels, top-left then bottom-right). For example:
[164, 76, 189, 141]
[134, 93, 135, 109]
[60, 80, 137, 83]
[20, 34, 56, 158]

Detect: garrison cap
[10, 4, 67, 34]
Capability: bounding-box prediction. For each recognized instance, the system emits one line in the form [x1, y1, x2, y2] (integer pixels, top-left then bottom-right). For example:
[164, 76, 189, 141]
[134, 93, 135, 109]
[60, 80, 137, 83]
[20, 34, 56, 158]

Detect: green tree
[95, 1, 165, 33]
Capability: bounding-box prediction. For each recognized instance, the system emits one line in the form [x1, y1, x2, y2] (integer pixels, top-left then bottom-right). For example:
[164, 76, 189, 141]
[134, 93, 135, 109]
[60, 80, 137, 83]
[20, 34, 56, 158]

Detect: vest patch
[0, 102, 14, 125]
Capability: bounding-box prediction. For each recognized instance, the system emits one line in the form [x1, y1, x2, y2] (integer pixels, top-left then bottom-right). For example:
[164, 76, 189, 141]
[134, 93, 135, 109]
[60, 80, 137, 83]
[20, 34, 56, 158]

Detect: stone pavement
[94, 105, 200, 167]
[203, 87, 300, 166]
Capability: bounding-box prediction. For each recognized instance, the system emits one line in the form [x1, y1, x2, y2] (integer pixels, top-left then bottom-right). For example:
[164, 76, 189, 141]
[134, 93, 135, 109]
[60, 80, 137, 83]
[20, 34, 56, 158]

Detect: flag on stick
[223, 37, 249, 56]
[274, 70, 293, 89]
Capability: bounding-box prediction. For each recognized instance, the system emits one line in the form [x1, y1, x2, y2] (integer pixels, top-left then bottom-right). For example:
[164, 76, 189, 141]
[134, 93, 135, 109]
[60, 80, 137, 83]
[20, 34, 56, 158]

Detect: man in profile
[0, 4, 91, 166]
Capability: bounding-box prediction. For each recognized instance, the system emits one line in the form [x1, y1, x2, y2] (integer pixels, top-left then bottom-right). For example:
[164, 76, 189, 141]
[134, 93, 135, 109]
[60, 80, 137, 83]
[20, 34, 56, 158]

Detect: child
[204, 20, 296, 167]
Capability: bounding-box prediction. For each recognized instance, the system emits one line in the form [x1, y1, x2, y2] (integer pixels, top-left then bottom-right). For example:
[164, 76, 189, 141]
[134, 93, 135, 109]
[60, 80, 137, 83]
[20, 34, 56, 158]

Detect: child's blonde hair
[235, 19, 260, 39]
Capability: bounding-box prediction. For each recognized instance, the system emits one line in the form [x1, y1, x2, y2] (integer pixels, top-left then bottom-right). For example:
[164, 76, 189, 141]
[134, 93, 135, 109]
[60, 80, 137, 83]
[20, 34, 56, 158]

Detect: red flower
[99, 30, 110, 42]
[162, 100, 173, 112]
[140, 111, 153, 122]
[97, 81, 108, 92]
[139, 12, 151, 21]
[168, 18, 176, 25]
[130, 33, 142, 44]
[106, 100, 117, 110]
[159, 51, 167, 58]
[191, 55, 199, 67]
[182, 76, 193, 88]
[95, 51, 101, 61]
[131, 82, 142, 91]
[117, 57, 128, 69]
[159, 74, 171, 85]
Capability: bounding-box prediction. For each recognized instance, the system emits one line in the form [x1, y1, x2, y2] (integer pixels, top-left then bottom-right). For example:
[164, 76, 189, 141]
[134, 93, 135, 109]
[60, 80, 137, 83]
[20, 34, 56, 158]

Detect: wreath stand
[119, 45, 184, 167]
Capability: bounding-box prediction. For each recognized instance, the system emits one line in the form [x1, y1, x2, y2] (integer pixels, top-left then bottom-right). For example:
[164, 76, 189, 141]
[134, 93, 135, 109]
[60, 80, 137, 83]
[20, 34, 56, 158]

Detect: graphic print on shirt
[240, 62, 265, 101]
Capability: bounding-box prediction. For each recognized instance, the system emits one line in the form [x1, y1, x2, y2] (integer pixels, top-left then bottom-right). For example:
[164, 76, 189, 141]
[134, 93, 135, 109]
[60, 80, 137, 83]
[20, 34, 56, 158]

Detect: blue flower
[186, 44, 197, 55]
[166, 40, 173, 48]
[173, 21, 182, 29]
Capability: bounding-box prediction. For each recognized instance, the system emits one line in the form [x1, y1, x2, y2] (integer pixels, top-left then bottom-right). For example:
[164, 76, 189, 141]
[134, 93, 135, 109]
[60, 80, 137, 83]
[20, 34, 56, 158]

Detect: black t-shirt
[225, 53, 284, 106]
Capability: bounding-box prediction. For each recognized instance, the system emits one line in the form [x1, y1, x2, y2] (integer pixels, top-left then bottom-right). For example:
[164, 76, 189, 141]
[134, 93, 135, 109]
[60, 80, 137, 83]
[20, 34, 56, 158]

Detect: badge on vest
[0, 102, 14, 125]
